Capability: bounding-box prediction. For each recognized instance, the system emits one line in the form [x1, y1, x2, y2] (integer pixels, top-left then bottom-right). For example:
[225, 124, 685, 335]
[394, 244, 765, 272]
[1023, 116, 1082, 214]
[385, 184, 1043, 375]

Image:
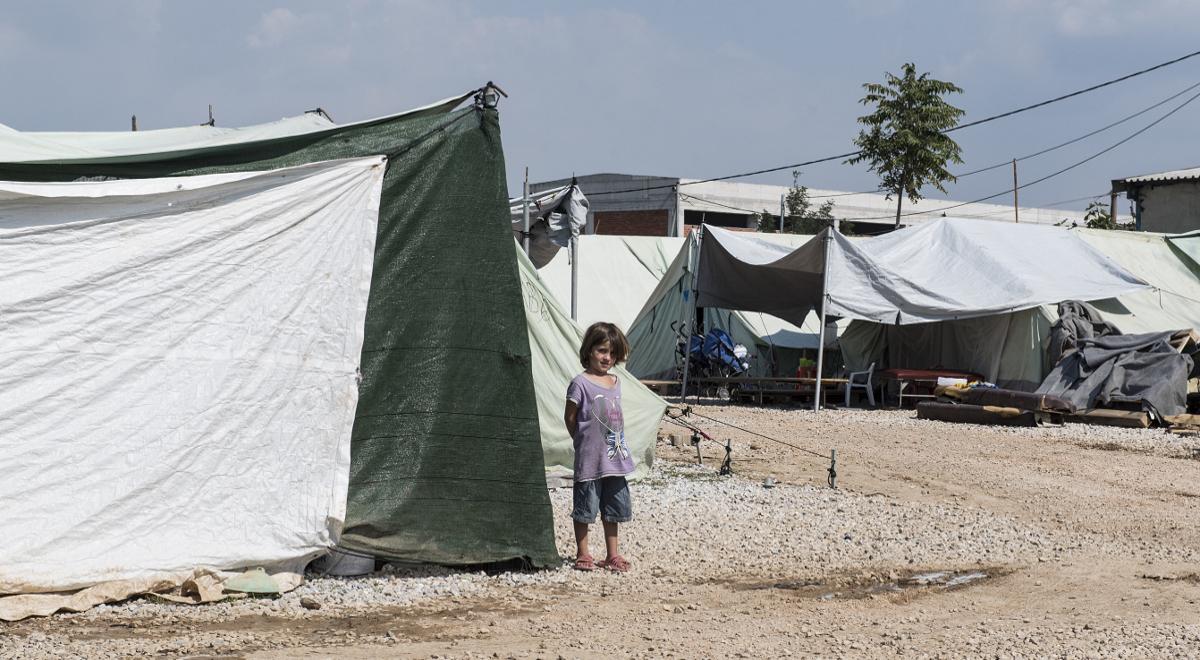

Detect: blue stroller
[673, 323, 751, 398]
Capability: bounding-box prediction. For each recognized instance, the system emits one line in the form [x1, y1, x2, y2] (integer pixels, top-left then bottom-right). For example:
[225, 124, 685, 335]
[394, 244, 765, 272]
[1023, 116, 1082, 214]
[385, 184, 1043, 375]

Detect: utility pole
[131, 115, 137, 131]
[1012, 159, 1020, 223]
[1109, 190, 1118, 225]
[779, 193, 785, 233]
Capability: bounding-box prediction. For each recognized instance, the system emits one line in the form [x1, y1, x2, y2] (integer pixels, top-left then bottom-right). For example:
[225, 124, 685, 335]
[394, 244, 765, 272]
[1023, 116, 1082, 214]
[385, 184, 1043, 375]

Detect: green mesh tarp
[0, 100, 559, 567]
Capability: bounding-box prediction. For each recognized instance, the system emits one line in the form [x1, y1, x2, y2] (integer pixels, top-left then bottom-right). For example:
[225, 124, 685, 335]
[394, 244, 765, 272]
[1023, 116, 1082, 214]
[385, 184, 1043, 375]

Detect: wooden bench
[638, 380, 678, 396]
[692, 377, 850, 406]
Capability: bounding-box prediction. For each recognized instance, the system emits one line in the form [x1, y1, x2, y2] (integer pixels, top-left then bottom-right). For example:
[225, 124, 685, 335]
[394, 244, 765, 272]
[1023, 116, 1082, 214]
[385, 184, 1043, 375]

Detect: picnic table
[875, 368, 984, 408]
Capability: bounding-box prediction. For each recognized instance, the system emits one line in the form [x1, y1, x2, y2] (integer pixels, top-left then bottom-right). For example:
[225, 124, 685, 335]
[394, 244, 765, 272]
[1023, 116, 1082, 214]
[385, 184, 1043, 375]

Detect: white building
[1113, 166, 1200, 234]
[533, 173, 1096, 236]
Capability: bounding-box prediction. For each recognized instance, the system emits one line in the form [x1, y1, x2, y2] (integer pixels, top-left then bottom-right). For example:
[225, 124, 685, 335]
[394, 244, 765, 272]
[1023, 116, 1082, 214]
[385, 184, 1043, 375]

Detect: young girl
[564, 322, 635, 572]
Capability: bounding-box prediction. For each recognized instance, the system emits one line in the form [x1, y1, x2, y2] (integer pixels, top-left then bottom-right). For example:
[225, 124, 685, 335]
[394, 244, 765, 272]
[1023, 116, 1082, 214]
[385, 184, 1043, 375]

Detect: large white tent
[841, 227, 1200, 390]
[697, 221, 1148, 326]
[538, 234, 838, 380]
[689, 220, 1153, 396]
[0, 158, 385, 620]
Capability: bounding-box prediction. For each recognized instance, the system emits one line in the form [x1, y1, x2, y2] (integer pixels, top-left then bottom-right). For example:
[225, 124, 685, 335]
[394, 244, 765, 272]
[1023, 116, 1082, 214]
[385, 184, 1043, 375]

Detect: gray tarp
[1046, 301, 1121, 366]
[1037, 332, 1192, 417]
[511, 184, 588, 268]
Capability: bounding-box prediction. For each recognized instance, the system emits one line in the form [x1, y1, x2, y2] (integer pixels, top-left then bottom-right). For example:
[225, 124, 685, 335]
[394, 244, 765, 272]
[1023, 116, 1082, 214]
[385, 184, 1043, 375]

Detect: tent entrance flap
[695, 225, 826, 327]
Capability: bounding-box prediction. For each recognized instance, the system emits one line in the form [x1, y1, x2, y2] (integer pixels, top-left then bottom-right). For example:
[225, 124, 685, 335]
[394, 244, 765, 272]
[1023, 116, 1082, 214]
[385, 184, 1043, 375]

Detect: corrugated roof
[1119, 166, 1200, 185]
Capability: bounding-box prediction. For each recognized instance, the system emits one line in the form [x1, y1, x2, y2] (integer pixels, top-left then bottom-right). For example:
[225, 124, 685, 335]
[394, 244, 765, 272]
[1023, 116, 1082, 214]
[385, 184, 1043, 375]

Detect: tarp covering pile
[510, 184, 589, 268]
[1037, 331, 1193, 417]
[516, 244, 666, 479]
[0, 158, 385, 620]
[0, 91, 559, 570]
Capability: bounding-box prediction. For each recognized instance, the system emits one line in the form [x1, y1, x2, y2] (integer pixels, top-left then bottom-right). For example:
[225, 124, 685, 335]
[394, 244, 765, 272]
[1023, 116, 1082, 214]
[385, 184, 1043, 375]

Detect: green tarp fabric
[0, 102, 560, 568]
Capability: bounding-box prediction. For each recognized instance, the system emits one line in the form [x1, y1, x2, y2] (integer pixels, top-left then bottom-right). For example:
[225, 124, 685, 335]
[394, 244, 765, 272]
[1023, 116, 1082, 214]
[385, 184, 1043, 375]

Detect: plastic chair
[844, 362, 876, 408]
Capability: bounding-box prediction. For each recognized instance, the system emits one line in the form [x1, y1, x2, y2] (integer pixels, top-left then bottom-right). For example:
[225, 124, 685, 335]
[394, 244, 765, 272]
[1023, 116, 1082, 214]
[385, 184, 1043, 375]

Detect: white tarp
[540, 235, 685, 331]
[623, 232, 844, 379]
[698, 220, 1151, 326]
[0, 157, 385, 606]
[1080, 228, 1200, 334]
[0, 91, 473, 164]
[516, 243, 665, 480]
[837, 227, 1200, 391]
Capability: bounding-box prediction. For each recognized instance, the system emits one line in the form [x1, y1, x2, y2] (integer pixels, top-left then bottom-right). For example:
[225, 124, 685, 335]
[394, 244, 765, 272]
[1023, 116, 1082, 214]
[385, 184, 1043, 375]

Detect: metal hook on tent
[475, 82, 508, 109]
[306, 107, 335, 122]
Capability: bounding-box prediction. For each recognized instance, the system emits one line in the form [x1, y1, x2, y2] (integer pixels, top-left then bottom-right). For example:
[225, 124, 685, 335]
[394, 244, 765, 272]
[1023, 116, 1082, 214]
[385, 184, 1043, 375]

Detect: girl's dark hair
[579, 322, 631, 368]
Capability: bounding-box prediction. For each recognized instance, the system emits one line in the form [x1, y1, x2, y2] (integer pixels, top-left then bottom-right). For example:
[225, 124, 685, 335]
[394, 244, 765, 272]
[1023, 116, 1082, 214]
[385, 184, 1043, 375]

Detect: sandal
[573, 554, 596, 571]
[599, 555, 631, 573]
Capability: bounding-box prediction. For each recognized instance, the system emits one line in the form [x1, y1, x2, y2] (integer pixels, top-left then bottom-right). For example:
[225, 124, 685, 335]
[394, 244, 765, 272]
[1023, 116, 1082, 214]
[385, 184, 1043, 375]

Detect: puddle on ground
[736, 568, 1001, 601]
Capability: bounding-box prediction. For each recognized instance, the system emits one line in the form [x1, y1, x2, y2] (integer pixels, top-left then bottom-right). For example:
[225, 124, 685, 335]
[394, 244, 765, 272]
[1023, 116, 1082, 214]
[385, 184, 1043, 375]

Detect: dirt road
[5, 407, 1199, 658]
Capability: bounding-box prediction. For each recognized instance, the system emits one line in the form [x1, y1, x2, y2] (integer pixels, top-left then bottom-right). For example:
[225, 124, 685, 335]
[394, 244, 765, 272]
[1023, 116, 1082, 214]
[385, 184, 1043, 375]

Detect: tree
[847, 63, 965, 228]
[1082, 200, 1134, 231]
[757, 170, 843, 234]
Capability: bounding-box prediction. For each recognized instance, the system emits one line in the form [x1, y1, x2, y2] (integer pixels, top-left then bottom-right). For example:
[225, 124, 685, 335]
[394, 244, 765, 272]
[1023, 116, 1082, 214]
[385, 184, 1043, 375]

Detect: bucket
[313, 548, 375, 576]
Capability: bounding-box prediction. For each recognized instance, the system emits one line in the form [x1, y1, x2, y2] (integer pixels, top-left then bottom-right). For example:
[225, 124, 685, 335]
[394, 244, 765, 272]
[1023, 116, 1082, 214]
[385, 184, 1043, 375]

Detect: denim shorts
[571, 476, 633, 523]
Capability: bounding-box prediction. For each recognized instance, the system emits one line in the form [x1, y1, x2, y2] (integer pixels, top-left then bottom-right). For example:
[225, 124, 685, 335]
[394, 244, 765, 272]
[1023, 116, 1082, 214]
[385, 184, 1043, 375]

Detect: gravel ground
[3, 407, 1200, 658]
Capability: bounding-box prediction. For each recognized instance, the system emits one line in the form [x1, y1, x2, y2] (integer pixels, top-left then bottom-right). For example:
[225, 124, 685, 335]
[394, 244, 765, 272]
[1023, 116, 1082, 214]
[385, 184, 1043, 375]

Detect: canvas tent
[0, 158, 384, 620]
[543, 233, 839, 381]
[689, 220, 1151, 397]
[1081, 228, 1200, 334]
[0, 89, 560, 569]
[1166, 230, 1200, 271]
[515, 244, 666, 480]
[839, 227, 1200, 390]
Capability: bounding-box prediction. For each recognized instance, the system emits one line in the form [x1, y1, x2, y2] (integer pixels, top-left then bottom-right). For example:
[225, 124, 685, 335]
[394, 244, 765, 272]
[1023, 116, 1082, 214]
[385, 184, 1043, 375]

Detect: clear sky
[2, 1, 1198, 212]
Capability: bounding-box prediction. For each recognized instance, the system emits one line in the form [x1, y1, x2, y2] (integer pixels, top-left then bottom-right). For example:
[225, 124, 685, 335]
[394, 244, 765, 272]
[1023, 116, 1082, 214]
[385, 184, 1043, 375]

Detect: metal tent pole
[522, 167, 531, 256]
[569, 235, 578, 321]
[813, 225, 833, 412]
[680, 228, 702, 402]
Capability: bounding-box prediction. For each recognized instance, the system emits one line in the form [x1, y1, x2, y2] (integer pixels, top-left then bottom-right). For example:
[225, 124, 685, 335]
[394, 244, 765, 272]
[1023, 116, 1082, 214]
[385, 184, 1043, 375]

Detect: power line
[684, 81, 1200, 209]
[954, 79, 1200, 178]
[946, 48, 1200, 133]
[848, 86, 1200, 222]
[587, 48, 1200, 198]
